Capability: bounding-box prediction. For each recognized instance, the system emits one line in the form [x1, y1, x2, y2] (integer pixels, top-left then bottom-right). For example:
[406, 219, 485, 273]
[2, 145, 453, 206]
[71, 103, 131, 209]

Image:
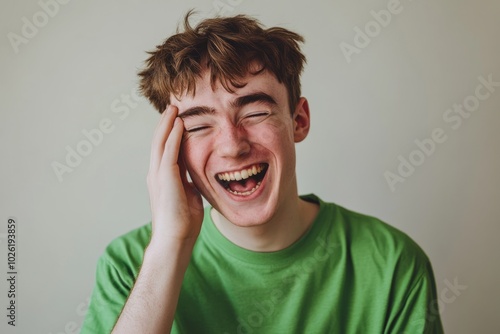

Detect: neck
[210, 195, 319, 252]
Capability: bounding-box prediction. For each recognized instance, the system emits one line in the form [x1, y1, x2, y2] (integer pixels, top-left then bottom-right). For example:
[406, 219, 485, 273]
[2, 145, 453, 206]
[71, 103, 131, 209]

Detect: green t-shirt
[81, 194, 443, 333]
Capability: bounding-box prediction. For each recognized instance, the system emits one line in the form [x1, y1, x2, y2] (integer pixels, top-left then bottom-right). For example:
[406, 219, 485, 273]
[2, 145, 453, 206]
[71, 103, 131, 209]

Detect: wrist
[145, 236, 196, 265]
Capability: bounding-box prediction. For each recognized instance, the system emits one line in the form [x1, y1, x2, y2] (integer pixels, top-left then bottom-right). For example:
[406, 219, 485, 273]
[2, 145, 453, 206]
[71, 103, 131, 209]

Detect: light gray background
[1, 0, 499, 333]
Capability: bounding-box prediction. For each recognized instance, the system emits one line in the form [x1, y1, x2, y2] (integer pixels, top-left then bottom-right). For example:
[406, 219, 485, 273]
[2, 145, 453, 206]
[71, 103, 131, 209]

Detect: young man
[82, 13, 444, 333]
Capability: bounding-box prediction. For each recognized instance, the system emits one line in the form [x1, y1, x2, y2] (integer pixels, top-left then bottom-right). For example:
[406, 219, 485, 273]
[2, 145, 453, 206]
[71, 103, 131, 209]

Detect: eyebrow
[231, 92, 277, 109]
[177, 92, 277, 120]
[178, 106, 216, 120]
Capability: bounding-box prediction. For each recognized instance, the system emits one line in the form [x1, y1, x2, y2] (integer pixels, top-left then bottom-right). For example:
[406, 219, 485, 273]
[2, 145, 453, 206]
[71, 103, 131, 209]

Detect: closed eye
[186, 126, 210, 133]
[246, 112, 269, 118]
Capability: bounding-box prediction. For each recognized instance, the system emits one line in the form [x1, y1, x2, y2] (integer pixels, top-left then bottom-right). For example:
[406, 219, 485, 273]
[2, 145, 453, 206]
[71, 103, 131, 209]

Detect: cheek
[181, 138, 212, 177]
[257, 127, 276, 144]
[252, 121, 294, 149]
[180, 141, 199, 171]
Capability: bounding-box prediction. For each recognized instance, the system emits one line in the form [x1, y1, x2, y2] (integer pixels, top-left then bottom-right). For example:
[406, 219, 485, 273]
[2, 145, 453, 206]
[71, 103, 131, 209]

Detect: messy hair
[138, 11, 306, 114]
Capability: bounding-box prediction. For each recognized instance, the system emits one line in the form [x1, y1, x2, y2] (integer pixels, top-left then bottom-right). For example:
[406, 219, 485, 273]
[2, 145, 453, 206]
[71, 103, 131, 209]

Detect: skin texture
[172, 67, 318, 251]
[112, 67, 318, 333]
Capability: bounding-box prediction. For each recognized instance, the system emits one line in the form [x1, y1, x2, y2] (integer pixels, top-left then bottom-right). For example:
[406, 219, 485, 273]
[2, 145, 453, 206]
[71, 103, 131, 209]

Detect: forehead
[170, 69, 288, 112]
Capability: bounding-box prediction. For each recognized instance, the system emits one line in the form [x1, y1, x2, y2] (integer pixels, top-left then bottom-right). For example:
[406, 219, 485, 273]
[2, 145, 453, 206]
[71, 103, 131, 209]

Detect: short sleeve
[385, 259, 444, 334]
[80, 255, 133, 334]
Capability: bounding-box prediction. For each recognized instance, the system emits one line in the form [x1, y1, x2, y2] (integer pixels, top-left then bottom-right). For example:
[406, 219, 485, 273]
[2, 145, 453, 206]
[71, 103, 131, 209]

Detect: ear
[292, 97, 311, 143]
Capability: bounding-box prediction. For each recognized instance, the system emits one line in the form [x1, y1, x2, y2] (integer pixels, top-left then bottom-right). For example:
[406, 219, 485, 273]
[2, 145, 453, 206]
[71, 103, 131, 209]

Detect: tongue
[229, 178, 258, 193]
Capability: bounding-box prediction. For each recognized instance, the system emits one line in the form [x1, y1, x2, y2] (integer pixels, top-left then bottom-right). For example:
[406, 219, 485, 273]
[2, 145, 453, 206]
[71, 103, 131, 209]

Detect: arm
[111, 240, 194, 333]
[111, 105, 204, 333]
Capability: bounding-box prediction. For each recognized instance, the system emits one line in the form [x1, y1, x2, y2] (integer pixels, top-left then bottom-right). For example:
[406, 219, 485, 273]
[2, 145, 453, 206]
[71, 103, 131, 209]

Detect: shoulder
[307, 194, 431, 272]
[99, 222, 152, 278]
[82, 224, 152, 333]
[305, 196, 443, 332]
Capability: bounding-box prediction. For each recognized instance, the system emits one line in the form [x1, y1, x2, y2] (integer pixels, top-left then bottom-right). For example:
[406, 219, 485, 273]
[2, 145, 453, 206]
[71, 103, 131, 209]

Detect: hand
[146, 105, 204, 246]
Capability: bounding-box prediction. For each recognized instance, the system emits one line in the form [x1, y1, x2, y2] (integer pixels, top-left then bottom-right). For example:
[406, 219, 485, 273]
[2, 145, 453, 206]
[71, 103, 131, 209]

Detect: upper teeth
[218, 164, 264, 181]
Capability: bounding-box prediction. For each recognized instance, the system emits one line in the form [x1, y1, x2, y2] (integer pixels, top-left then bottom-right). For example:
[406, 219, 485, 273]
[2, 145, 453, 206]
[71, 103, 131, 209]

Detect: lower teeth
[227, 182, 261, 196]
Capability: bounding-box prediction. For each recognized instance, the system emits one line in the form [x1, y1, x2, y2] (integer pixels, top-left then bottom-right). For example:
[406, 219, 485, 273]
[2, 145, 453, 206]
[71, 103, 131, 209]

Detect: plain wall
[1, 0, 499, 333]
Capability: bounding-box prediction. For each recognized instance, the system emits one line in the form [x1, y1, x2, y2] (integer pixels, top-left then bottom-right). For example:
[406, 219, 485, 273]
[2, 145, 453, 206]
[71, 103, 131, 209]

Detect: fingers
[149, 105, 179, 173]
[161, 116, 184, 168]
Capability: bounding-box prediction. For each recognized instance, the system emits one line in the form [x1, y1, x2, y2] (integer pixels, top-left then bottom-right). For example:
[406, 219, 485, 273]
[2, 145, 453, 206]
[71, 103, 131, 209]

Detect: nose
[215, 123, 251, 158]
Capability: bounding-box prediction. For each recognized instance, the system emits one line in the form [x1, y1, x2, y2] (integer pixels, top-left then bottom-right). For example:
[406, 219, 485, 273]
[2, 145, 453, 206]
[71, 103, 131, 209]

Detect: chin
[212, 197, 278, 227]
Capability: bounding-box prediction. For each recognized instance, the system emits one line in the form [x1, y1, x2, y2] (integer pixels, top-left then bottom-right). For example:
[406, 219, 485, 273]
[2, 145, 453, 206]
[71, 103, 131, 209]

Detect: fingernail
[167, 105, 179, 115]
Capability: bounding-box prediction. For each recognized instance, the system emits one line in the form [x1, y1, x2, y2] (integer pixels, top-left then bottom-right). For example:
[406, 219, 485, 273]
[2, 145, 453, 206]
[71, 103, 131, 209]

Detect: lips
[215, 163, 268, 196]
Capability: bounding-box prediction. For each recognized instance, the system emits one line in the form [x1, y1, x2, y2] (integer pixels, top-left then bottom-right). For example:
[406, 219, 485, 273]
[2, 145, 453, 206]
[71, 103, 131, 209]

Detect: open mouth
[216, 163, 268, 196]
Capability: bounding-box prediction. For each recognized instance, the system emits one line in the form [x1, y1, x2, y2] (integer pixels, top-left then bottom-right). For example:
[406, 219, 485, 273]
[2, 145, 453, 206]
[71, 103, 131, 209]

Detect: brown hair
[138, 11, 306, 114]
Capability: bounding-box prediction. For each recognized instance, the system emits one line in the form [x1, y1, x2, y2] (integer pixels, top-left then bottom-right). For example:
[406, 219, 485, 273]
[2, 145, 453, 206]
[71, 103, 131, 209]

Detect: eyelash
[247, 112, 269, 118]
[186, 112, 269, 133]
[186, 126, 210, 133]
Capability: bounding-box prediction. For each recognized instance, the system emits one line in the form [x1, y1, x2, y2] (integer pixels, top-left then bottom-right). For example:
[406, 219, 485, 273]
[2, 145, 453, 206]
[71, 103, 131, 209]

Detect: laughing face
[171, 68, 310, 227]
